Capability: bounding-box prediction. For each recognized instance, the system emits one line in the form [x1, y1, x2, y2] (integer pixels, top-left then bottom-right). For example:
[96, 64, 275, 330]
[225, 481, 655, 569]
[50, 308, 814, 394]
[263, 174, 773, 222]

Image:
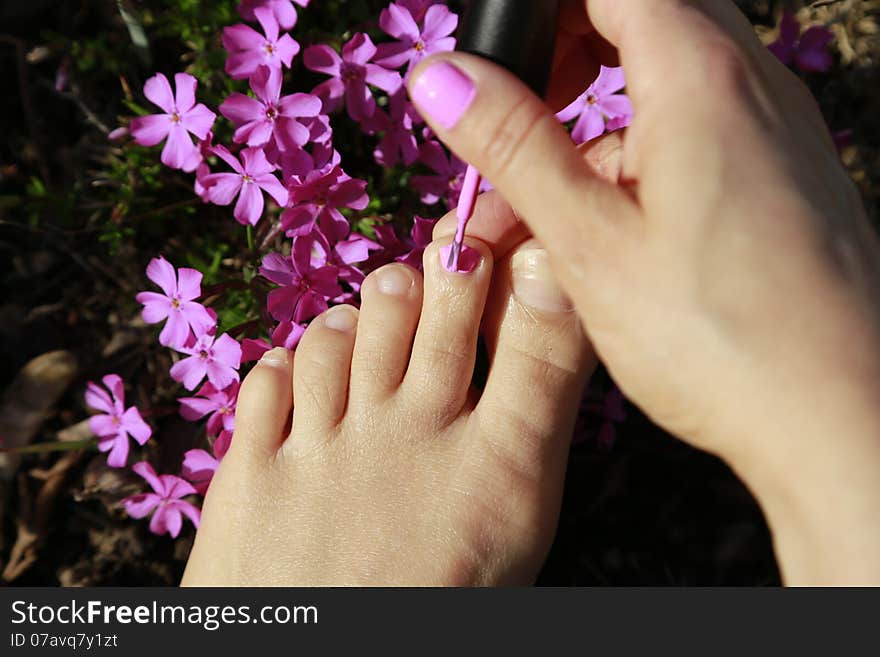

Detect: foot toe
[349, 264, 423, 407]
[401, 237, 493, 424]
[291, 305, 359, 435]
[231, 347, 294, 460]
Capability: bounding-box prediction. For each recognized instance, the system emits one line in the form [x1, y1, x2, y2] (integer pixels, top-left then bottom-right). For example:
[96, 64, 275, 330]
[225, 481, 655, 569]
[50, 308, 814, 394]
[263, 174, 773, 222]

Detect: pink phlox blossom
[241, 320, 307, 362]
[237, 0, 306, 30]
[556, 66, 633, 145]
[123, 462, 200, 537]
[260, 237, 343, 322]
[363, 89, 419, 167]
[281, 166, 369, 241]
[136, 256, 216, 349]
[411, 140, 466, 208]
[397, 215, 436, 269]
[179, 381, 239, 436]
[223, 7, 300, 80]
[221, 65, 322, 153]
[170, 330, 243, 391]
[376, 2, 458, 76]
[768, 11, 834, 73]
[130, 73, 216, 172]
[304, 33, 403, 121]
[202, 145, 289, 226]
[181, 429, 232, 495]
[85, 374, 152, 469]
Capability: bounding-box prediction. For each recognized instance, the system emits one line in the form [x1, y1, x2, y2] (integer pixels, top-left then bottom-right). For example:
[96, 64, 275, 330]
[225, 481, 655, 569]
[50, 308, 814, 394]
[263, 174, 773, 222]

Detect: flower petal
[143, 73, 175, 113]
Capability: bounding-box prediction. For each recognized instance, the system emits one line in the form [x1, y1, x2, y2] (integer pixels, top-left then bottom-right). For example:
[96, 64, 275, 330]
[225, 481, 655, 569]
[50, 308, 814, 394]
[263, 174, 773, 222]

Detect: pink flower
[238, 0, 303, 30]
[411, 140, 466, 208]
[398, 0, 433, 22]
[221, 65, 322, 152]
[556, 66, 633, 145]
[363, 89, 419, 167]
[304, 33, 403, 121]
[241, 321, 306, 362]
[170, 331, 243, 391]
[181, 430, 232, 495]
[769, 11, 834, 73]
[281, 166, 369, 241]
[223, 7, 300, 80]
[123, 462, 201, 537]
[136, 256, 216, 349]
[202, 145, 289, 226]
[85, 374, 152, 468]
[130, 73, 216, 172]
[179, 381, 239, 436]
[397, 216, 436, 269]
[376, 2, 458, 75]
[260, 238, 343, 322]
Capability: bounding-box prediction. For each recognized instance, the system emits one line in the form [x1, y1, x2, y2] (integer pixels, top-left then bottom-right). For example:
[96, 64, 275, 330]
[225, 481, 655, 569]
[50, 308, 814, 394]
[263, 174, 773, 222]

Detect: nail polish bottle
[455, 0, 561, 97]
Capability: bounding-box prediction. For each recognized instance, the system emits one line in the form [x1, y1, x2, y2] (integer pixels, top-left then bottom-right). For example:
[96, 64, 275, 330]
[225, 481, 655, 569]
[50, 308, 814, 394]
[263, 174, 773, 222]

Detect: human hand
[409, 0, 880, 583]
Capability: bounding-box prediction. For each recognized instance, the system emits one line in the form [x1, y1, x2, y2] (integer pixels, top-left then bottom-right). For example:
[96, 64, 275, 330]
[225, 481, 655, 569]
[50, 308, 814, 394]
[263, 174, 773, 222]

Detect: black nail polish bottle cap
[455, 0, 561, 97]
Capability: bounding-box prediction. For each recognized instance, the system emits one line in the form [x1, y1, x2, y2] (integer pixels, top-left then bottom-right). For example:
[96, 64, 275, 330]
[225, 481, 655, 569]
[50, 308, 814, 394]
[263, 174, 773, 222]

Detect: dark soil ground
[0, 0, 877, 586]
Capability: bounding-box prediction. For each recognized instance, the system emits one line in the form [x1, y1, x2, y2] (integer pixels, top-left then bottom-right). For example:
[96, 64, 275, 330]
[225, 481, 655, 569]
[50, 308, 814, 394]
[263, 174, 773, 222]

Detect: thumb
[407, 53, 637, 290]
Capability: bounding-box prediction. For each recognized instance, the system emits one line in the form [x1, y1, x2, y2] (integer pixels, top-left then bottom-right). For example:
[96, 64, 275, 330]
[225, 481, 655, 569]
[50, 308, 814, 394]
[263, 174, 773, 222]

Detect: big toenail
[511, 249, 574, 313]
[259, 347, 290, 368]
[375, 266, 413, 296]
[324, 306, 358, 332]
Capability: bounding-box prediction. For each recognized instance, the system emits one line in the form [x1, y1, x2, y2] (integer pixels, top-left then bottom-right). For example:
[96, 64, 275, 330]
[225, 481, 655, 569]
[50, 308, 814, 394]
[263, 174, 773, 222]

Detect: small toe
[291, 305, 359, 435]
[401, 237, 493, 424]
[349, 263, 423, 407]
[231, 347, 294, 460]
[477, 241, 595, 478]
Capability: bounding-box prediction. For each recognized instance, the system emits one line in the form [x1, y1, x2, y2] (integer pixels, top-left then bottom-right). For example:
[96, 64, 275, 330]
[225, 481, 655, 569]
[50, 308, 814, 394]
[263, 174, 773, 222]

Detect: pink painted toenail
[259, 347, 290, 368]
[324, 306, 358, 332]
[375, 266, 413, 296]
[440, 244, 480, 274]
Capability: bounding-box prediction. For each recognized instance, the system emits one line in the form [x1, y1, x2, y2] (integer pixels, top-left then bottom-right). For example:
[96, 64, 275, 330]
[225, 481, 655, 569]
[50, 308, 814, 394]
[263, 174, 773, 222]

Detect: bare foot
[182, 225, 592, 585]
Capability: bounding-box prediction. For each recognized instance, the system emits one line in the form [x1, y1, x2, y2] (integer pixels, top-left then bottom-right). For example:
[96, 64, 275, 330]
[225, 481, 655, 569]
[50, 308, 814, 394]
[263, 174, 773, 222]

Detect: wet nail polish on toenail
[375, 266, 413, 296]
[260, 347, 290, 368]
[511, 249, 574, 313]
[324, 306, 358, 332]
[440, 244, 481, 274]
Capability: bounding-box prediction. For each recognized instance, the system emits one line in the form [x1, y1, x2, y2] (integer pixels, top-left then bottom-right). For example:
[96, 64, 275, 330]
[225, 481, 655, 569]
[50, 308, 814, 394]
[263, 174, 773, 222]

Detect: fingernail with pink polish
[411, 61, 476, 130]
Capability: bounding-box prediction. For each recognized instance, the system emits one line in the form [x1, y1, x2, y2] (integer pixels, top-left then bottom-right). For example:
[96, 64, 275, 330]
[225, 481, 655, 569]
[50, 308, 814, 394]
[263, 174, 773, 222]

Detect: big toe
[477, 241, 596, 480]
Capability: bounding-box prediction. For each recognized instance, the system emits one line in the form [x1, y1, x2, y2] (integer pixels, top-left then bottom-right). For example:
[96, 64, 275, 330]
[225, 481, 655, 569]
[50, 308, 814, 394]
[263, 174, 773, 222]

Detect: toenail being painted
[375, 266, 413, 296]
[324, 306, 358, 332]
[440, 243, 481, 274]
[511, 249, 574, 313]
[259, 347, 290, 368]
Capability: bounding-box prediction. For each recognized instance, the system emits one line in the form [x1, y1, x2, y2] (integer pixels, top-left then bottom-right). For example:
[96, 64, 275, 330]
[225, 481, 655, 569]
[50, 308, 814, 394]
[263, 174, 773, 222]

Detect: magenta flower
[123, 462, 201, 537]
[136, 256, 216, 349]
[179, 381, 239, 436]
[556, 66, 633, 145]
[281, 166, 369, 241]
[376, 2, 458, 75]
[769, 11, 834, 73]
[304, 33, 403, 121]
[181, 430, 232, 495]
[364, 89, 419, 167]
[130, 73, 216, 172]
[398, 0, 433, 22]
[241, 321, 306, 362]
[202, 145, 289, 226]
[411, 140, 467, 208]
[85, 374, 152, 468]
[222, 7, 300, 80]
[397, 216, 436, 269]
[170, 331, 243, 391]
[260, 238, 343, 322]
[238, 0, 305, 30]
[221, 65, 322, 152]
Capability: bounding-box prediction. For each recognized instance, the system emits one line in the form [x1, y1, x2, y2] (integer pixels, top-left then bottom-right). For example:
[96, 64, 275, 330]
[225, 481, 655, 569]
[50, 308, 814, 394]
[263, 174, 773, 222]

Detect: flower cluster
[96, 0, 793, 539]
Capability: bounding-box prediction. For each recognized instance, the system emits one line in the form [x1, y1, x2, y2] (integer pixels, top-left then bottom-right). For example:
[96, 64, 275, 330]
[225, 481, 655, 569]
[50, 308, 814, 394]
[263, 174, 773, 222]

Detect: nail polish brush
[445, 0, 561, 271]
